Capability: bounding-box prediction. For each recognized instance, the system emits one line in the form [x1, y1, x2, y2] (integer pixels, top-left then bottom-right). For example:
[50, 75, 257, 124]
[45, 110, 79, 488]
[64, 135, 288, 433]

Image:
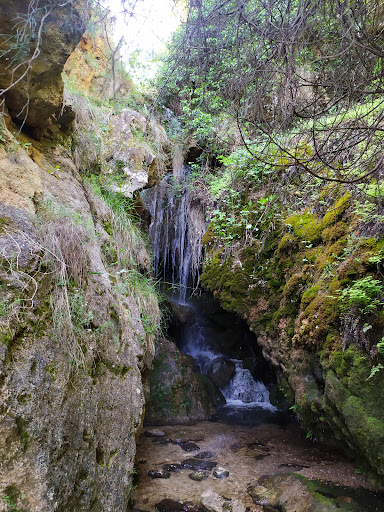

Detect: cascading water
[142, 166, 205, 303]
[142, 167, 276, 410]
[223, 360, 276, 411]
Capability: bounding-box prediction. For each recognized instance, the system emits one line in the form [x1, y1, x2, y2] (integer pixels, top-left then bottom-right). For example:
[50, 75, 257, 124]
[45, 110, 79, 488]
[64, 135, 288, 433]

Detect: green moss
[202, 223, 214, 246]
[283, 271, 307, 298]
[0, 216, 11, 234]
[322, 221, 348, 243]
[322, 193, 352, 227]
[285, 214, 323, 243]
[328, 237, 347, 257]
[277, 232, 298, 253]
[301, 285, 319, 307]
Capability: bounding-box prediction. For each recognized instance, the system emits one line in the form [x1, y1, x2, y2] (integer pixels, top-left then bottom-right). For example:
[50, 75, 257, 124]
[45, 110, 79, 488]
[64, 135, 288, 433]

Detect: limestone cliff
[0, 0, 88, 138]
[0, 4, 165, 511]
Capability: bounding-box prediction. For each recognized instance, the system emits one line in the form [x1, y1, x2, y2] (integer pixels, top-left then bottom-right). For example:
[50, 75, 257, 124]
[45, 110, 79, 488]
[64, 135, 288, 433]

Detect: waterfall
[223, 361, 276, 410]
[141, 167, 206, 303]
[142, 167, 276, 412]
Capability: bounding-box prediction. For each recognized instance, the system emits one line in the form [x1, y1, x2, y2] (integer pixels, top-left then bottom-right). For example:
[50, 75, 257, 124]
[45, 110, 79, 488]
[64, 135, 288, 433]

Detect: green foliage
[366, 364, 384, 381]
[339, 277, 383, 315]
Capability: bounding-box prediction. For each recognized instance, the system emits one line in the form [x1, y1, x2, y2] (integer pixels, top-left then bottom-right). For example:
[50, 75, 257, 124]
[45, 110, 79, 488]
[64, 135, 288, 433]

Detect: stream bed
[133, 415, 383, 512]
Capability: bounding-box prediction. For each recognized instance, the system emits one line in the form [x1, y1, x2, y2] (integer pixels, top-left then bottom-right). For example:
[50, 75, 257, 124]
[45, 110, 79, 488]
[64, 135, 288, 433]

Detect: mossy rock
[285, 214, 323, 243]
[322, 193, 352, 227]
[322, 221, 348, 243]
[277, 232, 298, 253]
[301, 285, 319, 307]
[202, 223, 214, 246]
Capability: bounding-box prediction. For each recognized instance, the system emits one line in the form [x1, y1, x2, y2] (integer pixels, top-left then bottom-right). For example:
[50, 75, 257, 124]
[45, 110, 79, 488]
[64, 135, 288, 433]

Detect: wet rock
[278, 462, 309, 473]
[213, 467, 229, 479]
[148, 469, 171, 479]
[144, 429, 166, 437]
[181, 458, 218, 471]
[152, 438, 173, 445]
[247, 441, 267, 449]
[155, 499, 201, 512]
[200, 488, 246, 512]
[247, 473, 360, 512]
[195, 451, 214, 459]
[206, 357, 236, 388]
[189, 470, 209, 481]
[179, 441, 200, 452]
[174, 437, 204, 444]
[168, 299, 196, 325]
[247, 442, 271, 460]
[163, 463, 183, 473]
[254, 453, 269, 461]
[145, 339, 218, 425]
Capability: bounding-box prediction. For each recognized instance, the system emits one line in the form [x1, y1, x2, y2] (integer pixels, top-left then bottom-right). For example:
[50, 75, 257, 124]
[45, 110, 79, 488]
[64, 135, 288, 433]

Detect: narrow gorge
[0, 1, 384, 512]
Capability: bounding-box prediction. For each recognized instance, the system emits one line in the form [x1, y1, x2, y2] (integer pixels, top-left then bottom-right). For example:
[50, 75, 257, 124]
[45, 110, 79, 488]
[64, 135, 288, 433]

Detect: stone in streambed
[181, 458, 217, 471]
[179, 441, 200, 452]
[155, 498, 201, 512]
[144, 429, 166, 437]
[195, 451, 214, 459]
[200, 488, 246, 512]
[213, 467, 229, 479]
[163, 463, 183, 472]
[148, 469, 171, 479]
[152, 437, 173, 445]
[247, 473, 361, 512]
[206, 357, 236, 388]
[189, 470, 209, 481]
[230, 442, 242, 452]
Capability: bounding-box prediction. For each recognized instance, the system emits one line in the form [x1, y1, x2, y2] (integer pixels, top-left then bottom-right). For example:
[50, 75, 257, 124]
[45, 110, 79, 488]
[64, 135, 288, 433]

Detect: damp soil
[133, 415, 381, 512]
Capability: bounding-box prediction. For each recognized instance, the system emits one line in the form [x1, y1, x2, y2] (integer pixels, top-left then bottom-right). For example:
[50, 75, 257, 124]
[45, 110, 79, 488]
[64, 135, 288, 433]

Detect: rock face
[201, 193, 384, 479]
[0, 0, 88, 137]
[103, 108, 169, 196]
[145, 339, 219, 425]
[0, 127, 156, 510]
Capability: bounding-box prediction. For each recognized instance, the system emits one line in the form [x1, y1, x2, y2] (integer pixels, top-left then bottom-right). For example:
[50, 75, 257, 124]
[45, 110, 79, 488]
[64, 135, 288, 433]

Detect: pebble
[189, 470, 209, 481]
[179, 441, 200, 452]
[195, 451, 214, 459]
[155, 498, 201, 512]
[152, 438, 173, 445]
[148, 469, 171, 479]
[144, 429, 166, 437]
[181, 458, 218, 471]
[163, 463, 183, 472]
[213, 467, 229, 479]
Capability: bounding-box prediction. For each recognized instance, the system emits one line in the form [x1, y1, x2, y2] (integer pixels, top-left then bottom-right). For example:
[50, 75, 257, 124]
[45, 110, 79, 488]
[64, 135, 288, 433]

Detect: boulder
[168, 299, 196, 325]
[206, 357, 236, 389]
[247, 473, 362, 512]
[145, 339, 219, 425]
[200, 489, 246, 512]
[0, 0, 88, 137]
[103, 109, 165, 196]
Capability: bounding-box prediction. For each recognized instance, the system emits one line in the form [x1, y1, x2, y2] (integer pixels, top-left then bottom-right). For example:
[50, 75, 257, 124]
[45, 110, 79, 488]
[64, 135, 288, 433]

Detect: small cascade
[141, 167, 206, 303]
[180, 318, 218, 374]
[223, 361, 276, 410]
